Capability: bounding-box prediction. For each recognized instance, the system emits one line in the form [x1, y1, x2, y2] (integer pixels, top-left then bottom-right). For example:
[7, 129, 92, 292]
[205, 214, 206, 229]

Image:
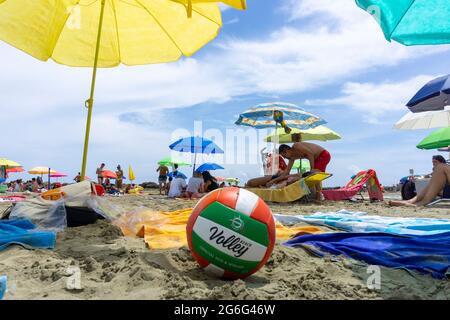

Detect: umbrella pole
[81, 0, 107, 181]
[193, 152, 197, 175]
[48, 168, 51, 190]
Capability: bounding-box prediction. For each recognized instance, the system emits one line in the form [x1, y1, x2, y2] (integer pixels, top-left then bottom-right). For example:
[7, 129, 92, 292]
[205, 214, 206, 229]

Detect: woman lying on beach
[389, 155, 450, 207]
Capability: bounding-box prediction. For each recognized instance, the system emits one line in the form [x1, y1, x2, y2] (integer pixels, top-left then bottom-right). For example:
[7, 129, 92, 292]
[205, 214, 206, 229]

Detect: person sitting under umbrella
[268, 142, 331, 201]
[390, 155, 450, 207]
[202, 171, 219, 193]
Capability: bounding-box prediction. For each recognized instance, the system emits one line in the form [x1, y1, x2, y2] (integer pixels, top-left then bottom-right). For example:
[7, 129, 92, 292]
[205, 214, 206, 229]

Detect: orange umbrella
[102, 170, 117, 179]
[6, 167, 24, 173]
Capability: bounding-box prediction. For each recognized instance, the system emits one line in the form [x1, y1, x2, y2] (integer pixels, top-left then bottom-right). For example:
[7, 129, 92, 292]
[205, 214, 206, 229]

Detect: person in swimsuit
[157, 164, 169, 195]
[115, 165, 124, 190]
[389, 155, 450, 207]
[96, 163, 105, 185]
[268, 142, 331, 201]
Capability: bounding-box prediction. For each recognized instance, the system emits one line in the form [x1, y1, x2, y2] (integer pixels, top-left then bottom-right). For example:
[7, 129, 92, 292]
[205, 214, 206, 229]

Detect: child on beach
[157, 164, 169, 195]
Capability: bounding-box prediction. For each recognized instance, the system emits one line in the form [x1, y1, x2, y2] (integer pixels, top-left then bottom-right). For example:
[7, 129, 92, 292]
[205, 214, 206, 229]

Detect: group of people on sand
[74, 163, 129, 195]
[6, 178, 47, 193]
[156, 163, 222, 199]
[246, 140, 332, 202]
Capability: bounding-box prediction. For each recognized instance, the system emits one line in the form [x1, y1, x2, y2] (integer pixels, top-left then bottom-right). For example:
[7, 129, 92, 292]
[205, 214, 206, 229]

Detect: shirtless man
[390, 155, 450, 207]
[268, 142, 331, 201]
[156, 164, 169, 195]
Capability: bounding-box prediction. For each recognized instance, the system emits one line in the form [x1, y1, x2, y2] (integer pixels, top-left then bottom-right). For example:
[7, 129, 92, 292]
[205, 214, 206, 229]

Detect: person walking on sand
[96, 163, 105, 185]
[157, 163, 169, 195]
[268, 142, 331, 201]
[116, 165, 124, 189]
[389, 155, 450, 207]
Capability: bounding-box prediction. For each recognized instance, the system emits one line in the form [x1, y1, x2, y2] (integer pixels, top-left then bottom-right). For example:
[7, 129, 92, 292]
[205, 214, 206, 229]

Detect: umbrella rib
[49, 0, 82, 59]
[388, 0, 417, 40]
[111, 0, 122, 63]
[133, 0, 185, 56]
[191, 7, 221, 28]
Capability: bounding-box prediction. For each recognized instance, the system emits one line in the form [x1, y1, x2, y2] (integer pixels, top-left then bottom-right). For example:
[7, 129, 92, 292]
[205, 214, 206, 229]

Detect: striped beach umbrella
[235, 102, 326, 131]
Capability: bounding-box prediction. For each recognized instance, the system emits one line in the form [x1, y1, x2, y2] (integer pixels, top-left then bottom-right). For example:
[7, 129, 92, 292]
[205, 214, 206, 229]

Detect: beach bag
[65, 206, 104, 228]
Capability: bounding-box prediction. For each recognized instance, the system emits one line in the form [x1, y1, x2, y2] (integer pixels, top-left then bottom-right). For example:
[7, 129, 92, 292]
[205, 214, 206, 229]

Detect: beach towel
[284, 231, 450, 279]
[275, 210, 450, 236]
[246, 179, 310, 203]
[114, 208, 324, 250]
[0, 219, 56, 251]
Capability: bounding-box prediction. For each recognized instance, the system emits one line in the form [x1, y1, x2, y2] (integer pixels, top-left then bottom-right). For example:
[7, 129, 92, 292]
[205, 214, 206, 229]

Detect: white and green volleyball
[186, 187, 276, 279]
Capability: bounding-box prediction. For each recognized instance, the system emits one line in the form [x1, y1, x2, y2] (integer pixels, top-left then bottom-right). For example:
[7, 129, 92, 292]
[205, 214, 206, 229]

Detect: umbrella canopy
[101, 170, 117, 179]
[28, 167, 56, 175]
[0, 0, 245, 180]
[215, 176, 226, 182]
[0, 158, 21, 168]
[158, 157, 191, 167]
[49, 172, 68, 178]
[407, 75, 450, 113]
[6, 167, 24, 173]
[128, 165, 136, 181]
[265, 126, 341, 143]
[395, 108, 450, 130]
[235, 102, 326, 131]
[417, 127, 450, 150]
[356, 0, 450, 46]
[169, 136, 224, 154]
[195, 163, 224, 172]
[168, 171, 188, 180]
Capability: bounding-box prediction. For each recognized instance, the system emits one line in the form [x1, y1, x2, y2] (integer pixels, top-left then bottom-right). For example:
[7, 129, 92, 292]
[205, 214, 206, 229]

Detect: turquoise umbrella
[356, 0, 450, 45]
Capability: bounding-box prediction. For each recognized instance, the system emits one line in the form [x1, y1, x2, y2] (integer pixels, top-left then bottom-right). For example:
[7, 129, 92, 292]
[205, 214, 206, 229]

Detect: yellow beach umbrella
[128, 165, 136, 182]
[265, 126, 342, 143]
[0, 158, 21, 168]
[0, 0, 246, 180]
[28, 167, 57, 175]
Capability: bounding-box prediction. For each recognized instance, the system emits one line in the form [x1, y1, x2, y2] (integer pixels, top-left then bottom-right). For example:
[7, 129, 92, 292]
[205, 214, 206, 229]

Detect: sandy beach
[1, 190, 449, 300]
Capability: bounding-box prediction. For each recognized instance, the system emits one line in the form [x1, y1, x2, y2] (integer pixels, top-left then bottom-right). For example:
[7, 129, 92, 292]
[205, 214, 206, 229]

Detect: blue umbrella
[195, 163, 224, 173]
[407, 75, 450, 113]
[168, 171, 187, 180]
[235, 102, 326, 131]
[169, 136, 224, 173]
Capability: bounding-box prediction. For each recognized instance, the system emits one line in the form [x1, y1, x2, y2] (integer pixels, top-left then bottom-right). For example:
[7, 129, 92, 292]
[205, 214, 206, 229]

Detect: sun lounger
[246, 172, 332, 203]
[322, 169, 384, 201]
[427, 185, 450, 207]
[246, 179, 310, 203]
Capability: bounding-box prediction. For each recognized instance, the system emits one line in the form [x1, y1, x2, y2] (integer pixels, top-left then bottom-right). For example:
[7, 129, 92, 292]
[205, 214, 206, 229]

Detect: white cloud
[305, 75, 436, 123]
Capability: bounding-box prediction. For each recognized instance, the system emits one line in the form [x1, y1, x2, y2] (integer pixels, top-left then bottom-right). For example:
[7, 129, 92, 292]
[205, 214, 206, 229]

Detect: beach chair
[427, 185, 450, 207]
[322, 169, 384, 202]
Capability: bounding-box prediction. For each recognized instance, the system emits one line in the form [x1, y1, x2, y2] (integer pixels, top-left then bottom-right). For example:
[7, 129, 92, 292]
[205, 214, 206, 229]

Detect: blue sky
[1, 0, 450, 187]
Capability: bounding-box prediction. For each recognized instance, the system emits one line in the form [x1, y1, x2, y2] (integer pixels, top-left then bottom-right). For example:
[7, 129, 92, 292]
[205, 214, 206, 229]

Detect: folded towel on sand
[115, 208, 324, 250]
[284, 231, 450, 278]
[275, 210, 450, 236]
[0, 219, 56, 251]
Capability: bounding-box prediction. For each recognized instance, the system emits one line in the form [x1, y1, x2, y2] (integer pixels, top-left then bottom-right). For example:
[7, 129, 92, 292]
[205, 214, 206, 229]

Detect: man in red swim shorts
[268, 142, 332, 201]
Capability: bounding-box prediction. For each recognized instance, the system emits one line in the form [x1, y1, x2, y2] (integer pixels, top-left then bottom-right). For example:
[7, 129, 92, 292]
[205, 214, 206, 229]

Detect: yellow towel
[246, 179, 310, 203]
[115, 208, 323, 250]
